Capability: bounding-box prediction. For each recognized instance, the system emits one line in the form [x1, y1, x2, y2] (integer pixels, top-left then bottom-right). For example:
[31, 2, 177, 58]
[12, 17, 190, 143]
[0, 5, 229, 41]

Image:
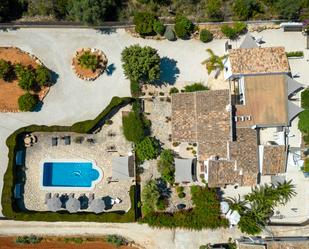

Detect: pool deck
[23, 105, 134, 212]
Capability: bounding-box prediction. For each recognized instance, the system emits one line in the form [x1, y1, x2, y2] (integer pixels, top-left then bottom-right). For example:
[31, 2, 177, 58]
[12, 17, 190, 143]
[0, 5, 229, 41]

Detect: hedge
[286, 51, 304, 58]
[1, 96, 139, 222]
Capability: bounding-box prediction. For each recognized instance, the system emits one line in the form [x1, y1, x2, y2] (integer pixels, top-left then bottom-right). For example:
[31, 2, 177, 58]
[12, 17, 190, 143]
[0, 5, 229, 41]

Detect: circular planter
[72, 48, 108, 81]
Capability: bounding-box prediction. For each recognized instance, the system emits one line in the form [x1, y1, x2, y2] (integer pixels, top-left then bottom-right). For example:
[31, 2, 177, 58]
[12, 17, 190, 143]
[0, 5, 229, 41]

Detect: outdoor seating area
[24, 134, 37, 147]
[45, 192, 122, 213]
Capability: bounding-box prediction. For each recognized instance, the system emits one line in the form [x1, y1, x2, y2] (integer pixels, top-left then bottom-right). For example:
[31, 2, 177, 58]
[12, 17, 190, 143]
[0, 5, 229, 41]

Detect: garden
[0, 47, 53, 112]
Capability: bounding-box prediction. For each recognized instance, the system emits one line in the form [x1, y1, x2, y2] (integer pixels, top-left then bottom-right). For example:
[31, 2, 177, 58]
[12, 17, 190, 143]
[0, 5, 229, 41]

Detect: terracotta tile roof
[207, 159, 243, 188]
[228, 128, 259, 186]
[229, 47, 290, 75]
[172, 90, 230, 160]
[262, 145, 287, 175]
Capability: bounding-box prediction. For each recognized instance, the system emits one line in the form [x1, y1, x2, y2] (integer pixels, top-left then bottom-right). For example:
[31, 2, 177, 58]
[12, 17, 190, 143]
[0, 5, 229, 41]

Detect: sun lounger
[52, 137, 58, 146]
[64, 136, 71, 145]
[45, 193, 52, 204]
[53, 193, 59, 198]
[88, 193, 94, 204]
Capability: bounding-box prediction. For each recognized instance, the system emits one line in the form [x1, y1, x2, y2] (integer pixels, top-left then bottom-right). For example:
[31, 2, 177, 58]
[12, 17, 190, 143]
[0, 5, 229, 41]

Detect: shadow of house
[158, 57, 180, 85]
[106, 63, 116, 76]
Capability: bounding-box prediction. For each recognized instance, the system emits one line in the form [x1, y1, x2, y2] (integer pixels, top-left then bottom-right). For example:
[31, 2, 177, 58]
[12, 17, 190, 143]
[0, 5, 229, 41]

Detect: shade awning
[89, 198, 106, 214]
[175, 158, 194, 183]
[47, 197, 62, 212]
[286, 76, 304, 96]
[112, 156, 134, 180]
[288, 100, 304, 122]
[239, 33, 258, 49]
[66, 197, 80, 213]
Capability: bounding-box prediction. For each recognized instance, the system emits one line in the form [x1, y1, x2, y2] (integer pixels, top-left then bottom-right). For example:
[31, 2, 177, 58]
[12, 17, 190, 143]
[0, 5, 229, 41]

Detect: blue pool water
[43, 162, 100, 187]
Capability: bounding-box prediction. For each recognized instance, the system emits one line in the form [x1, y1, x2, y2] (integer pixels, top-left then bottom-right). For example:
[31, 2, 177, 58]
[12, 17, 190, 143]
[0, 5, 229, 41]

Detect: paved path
[0, 220, 247, 249]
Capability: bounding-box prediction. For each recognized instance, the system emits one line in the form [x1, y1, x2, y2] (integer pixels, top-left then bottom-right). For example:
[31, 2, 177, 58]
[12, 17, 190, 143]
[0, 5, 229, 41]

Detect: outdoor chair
[45, 193, 52, 204]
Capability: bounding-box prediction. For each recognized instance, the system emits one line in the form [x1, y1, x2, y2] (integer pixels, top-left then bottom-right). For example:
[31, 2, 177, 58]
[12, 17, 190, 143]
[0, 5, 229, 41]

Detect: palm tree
[201, 49, 226, 74]
[275, 180, 297, 204]
[78, 51, 99, 72]
[225, 194, 248, 215]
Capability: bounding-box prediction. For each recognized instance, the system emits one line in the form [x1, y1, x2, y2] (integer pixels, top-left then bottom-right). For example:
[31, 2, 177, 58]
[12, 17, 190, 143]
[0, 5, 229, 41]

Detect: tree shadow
[157, 57, 180, 85]
[156, 178, 172, 198]
[106, 63, 116, 76]
[50, 70, 59, 86]
[96, 28, 117, 35]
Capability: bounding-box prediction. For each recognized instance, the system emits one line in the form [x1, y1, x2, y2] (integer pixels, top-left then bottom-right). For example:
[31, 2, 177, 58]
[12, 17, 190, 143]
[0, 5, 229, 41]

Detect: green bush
[18, 67, 36, 91]
[178, 192, 186, 198]
[64, 237, 84, 244]
[298, 110, 309, 133]
[301, 89, 309, 109]
[286, 51, 304, 58]
[106, 235, 127, 247]
[221, 24, 237, 40]
[164, 26, 176, 41]
[122, 111, 145, 143]
[232, 0, 262, 20]
[0, 59, 12, 80]
[18, 93, 39, 112]
[35, 65, 51, 86]
[157, 149, 175, 184]
[134, 12, 156, 36]
[136, 137, 160, 161]
[200, 29, 213, 43]
[16, 235, 42, 244]
[184, 83, 209, 92]
[174, 15, 195, 39]
[2, 97, 138, 222]
[153, 19, 165, 35]
[206, 0, 224, 21]
[121, 44, 161, 83]
[169, 87, 179, 94]
[156, 198, 168, 210]
[142, 179, 160, 215]
[233, 21, 247, 33]
[141, 186, 228, 229]
[78, 51, 99, 72]
[176, 186, 184, 193]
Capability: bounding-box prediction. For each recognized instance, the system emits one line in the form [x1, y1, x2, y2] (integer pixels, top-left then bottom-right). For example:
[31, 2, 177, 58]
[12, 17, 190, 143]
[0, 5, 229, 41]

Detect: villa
[171, 35, 304, 188]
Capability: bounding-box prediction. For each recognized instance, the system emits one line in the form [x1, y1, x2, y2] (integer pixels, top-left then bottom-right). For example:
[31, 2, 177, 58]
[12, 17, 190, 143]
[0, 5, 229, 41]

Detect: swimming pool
[42, 161, 102, 189]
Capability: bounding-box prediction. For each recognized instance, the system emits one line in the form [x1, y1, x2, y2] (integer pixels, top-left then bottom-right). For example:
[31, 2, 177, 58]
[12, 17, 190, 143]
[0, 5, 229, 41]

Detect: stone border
[71, 48, 108, 81]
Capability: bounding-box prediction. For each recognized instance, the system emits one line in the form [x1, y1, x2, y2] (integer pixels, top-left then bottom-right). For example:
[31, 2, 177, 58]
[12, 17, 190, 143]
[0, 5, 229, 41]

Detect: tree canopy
[121, 45, 161, 83]
[18, 93, 39, 112]
[174, 15, 195, 39]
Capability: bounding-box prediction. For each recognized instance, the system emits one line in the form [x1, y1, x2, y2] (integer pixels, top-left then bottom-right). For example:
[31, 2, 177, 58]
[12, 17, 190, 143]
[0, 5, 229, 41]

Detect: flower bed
[72, 48, 108, 81]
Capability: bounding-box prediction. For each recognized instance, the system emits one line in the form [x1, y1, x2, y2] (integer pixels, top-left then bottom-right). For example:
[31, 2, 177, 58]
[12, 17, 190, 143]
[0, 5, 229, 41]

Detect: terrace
[22, 105, 134, 213]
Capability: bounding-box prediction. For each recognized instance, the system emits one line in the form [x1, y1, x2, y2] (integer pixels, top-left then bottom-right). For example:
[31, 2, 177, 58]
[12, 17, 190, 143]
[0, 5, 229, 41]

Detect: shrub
[233, 21, 247, 34]
[298, 110, 309, 133]
[18, 67, 36, 91]
[78, 51, 99, 72]
[286, 51, 304, 58]
[169, 87, 179, 94]
[122, 111, 145, 143]
[164, 26, 176, 41]
[136, 137, 160, 161]
[18, 93, 39, 112]
[106, 235, 127, 247]
[153, 19, 165, 35]
[16, 235, 42, 244]
[64, 237, 83, 244]
[200, 29, 213, 43]
[184, 83, 208, 92]
[142, 179, 160, 215]
[174, 15, 195, 39]
[130, 80, 141, 97]
[206, 0, 224, 21]
[156, 198, 167, 210]
[221, 24, 237, 40]
[302, 89, 309, 109]
[232, 0, 262, 20]
[0, 59, 12, 80]
[121, 45, 161, 83]
[176, 186, 184, 193]
[134, 12, 156, 36]
[157, 149, 175, 184]
[35, 65, 51, 86]
[304, 158, 309, 173]
[178, 192, 186, 198]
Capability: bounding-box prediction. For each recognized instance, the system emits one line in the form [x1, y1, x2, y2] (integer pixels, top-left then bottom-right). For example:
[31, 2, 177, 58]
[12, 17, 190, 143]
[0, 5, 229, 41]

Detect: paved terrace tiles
[262, 145, 287, 175]
[236, 74, 288, 127]
[229, 47, 290, 75]
[171, 90, 230, 161]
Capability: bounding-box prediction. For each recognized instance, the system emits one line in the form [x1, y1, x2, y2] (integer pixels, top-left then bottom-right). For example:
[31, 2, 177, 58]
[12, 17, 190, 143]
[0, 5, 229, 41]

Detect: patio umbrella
[89, 198, 106, 214]
[220, 201, 230, 214]
[66, 197, 80, 213]
[46, 196, 62, 212]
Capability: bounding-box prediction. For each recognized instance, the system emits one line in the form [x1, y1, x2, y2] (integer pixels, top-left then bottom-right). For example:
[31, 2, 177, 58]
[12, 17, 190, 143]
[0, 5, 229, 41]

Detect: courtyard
[23, 104, 134, 212]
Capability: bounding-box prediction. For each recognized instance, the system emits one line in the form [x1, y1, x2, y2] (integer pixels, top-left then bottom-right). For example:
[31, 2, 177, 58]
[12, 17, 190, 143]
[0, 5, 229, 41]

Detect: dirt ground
[0, 47, 47, 112]
[0, 237, 139, 249]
